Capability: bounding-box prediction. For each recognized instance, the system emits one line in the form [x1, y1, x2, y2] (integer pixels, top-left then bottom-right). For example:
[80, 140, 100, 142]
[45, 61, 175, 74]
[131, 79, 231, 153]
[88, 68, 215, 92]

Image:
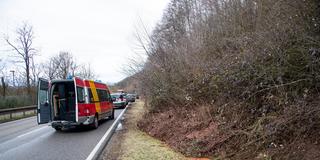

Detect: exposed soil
[138, 102, 320, 160]
[138, 105, 226, 159]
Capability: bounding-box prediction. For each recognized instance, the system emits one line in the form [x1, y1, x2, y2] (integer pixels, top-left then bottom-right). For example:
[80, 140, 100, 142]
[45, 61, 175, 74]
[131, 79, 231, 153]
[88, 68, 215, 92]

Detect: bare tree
[0, 59, 6, 75]
[42, 52, 97, 80]
[52, 51, 76, 79]
[76, 63, 97, 79]
[0, 59, 6, 97]
[4, 23, 35, 94]
[131, 0, 320, 158]
[41, 58, 58, 80]
[30, 57, 41, 86]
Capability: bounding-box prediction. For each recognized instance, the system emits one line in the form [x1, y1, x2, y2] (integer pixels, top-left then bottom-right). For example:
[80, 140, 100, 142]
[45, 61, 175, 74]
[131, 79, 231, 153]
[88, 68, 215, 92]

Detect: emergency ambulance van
[37, 77, 114, 130]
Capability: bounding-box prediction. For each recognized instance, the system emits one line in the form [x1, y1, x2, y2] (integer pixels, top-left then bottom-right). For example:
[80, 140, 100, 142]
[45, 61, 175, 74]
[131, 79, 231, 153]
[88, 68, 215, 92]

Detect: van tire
[109, 108, 115, 120]
[54, 127, 62, 131]
[91, 115, 99, 129]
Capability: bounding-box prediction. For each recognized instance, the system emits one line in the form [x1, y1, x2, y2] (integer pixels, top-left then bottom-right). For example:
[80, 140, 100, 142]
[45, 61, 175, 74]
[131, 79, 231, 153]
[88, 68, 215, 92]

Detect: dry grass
[120, 100, 187, 160]
[0, 111, 36, 123]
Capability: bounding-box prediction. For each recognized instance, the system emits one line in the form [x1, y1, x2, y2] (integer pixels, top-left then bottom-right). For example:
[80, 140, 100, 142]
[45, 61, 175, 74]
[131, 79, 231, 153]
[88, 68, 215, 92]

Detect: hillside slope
[127, 0, 320, 159]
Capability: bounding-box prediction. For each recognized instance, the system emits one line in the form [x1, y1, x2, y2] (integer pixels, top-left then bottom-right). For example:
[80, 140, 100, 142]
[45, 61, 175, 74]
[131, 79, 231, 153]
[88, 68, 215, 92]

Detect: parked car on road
[126, 94, 136, 102]
[111, 93, 127, 109]
[37, 77, 114, 130]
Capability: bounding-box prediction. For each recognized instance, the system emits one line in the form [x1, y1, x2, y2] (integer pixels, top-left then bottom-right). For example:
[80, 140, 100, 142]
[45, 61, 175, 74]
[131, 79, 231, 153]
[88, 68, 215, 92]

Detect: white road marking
[17, 126, 47, 138]
[86, 108, 127, 160]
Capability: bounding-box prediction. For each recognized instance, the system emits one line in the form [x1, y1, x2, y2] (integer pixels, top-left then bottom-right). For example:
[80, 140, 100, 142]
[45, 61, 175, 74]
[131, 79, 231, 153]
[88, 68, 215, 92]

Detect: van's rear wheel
[54, 127, 62, 131]
[91, 116, 99, 129]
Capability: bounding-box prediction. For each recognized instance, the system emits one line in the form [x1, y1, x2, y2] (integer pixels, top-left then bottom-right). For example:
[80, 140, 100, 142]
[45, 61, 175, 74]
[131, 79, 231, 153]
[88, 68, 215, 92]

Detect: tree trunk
[26, 58, 31, 94]
[1, 77, 6, 97]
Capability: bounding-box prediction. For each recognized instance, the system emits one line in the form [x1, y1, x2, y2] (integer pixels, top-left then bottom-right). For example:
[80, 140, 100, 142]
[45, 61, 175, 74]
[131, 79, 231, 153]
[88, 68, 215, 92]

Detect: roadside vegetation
[129, 0, 320, 159]
[0, 23, 96, 109]
[0, 110, 35, 123]
[102, 101, 186, 160]
[0, 94, 34, 109]
[121, 101, 186, 160]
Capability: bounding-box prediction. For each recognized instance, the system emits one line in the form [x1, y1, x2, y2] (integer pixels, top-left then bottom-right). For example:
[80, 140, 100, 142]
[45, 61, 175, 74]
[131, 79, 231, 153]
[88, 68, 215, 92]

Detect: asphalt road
[0, 109, 124, 160]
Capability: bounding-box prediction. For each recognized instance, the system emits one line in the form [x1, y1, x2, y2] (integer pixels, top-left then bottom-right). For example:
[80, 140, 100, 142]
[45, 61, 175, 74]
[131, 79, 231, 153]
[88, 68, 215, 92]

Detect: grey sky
[0, 0, 169, 83]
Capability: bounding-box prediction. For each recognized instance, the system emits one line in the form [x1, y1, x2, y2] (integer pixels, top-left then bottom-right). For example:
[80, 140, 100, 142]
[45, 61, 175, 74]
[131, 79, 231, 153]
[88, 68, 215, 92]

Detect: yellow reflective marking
[89, 81, 101, 113]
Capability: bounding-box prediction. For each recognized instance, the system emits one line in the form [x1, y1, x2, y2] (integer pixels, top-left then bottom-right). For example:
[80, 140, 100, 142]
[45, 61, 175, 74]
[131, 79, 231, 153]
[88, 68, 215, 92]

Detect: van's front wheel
[91, 116, 99, 129]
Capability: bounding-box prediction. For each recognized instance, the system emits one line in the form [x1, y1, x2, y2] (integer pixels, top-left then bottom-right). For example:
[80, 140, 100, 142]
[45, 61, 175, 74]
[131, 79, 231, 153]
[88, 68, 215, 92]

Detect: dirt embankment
[138, 102, 320, 160]
[138, 106, 225, 159]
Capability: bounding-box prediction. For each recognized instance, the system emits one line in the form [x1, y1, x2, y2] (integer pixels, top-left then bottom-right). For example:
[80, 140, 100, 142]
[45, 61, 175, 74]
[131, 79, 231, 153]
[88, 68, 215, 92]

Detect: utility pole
[10, 70, 15, 87]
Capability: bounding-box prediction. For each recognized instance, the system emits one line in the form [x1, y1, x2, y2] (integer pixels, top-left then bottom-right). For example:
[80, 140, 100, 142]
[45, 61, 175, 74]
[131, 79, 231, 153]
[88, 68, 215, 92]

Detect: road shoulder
[100, 100, 186, 160]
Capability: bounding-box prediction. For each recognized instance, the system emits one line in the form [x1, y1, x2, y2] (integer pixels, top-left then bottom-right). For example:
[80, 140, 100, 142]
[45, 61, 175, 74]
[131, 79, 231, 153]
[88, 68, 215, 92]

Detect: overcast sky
[0, 0, 170, 83]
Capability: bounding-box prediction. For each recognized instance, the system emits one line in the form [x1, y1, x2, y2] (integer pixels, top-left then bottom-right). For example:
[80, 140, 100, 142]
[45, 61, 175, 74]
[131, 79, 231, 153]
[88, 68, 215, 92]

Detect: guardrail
[0, 105, 37, 119]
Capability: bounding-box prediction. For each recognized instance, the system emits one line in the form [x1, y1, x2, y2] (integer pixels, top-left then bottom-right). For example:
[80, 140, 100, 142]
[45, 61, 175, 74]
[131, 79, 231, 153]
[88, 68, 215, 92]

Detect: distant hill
[111, 74, 139, 94]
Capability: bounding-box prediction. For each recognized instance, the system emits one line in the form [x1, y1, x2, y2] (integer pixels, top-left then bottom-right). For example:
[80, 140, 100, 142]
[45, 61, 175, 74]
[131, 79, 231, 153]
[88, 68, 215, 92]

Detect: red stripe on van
[94, 82, 106, 89]
[75, 78, 85, 87]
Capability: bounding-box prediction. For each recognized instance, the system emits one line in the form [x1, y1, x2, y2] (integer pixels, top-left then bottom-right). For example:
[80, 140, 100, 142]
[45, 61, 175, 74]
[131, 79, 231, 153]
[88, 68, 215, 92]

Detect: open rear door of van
[74, 77, 83, 122]
[37, 78, 51, 124]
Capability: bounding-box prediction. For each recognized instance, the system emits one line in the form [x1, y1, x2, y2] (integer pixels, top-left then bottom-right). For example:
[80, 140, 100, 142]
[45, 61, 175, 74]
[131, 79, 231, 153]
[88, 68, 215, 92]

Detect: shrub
[134, 0, 320, 158]
[0, 95, 34, 109]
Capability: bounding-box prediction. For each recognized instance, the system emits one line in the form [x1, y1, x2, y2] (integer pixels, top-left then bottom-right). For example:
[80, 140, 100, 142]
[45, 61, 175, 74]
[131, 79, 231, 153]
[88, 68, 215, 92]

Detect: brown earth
[138, 103, 320, 160]
[138, 105, 227, 159]
[101, 99, 320, 160]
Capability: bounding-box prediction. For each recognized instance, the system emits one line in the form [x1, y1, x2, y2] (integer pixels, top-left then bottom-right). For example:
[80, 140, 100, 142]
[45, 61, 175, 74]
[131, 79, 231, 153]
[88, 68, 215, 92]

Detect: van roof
[51, 79, 73, 83]
[50, 77, 109, 90]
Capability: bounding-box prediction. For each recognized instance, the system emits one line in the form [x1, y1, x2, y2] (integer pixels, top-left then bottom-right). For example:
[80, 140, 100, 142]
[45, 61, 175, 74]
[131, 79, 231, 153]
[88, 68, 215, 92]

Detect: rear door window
[77, 87, 85, 103]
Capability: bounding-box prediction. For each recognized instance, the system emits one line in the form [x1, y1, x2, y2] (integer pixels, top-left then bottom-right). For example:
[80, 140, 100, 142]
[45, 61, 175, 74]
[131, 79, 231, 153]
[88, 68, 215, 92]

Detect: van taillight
[85, 109, 90, 114]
